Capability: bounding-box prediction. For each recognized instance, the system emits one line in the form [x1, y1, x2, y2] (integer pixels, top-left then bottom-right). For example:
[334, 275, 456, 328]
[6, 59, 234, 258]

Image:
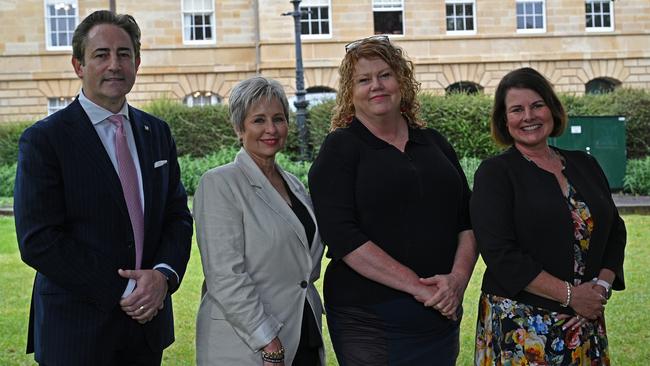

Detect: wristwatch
[592, 277, 612, 299]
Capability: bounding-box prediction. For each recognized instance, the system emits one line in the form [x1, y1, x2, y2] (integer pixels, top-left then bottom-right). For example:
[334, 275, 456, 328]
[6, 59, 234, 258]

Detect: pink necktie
[108, 115, 144, 270]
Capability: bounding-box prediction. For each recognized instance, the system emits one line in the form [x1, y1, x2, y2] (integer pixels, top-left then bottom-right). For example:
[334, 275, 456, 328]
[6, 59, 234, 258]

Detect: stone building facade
[0, 0, 648, 122]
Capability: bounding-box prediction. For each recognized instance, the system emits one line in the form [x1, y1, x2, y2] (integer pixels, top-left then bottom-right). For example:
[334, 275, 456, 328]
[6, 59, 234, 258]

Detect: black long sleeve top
[470, 146, 626, 313]
[308, 118, 472, 306]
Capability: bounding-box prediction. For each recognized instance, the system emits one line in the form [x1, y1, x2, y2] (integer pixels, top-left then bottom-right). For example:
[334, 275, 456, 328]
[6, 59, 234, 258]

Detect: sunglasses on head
[344, 35, 390, 53]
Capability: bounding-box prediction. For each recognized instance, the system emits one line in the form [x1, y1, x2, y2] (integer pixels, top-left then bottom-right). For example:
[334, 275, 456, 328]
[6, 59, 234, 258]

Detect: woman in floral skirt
[470, 67, 626, 365]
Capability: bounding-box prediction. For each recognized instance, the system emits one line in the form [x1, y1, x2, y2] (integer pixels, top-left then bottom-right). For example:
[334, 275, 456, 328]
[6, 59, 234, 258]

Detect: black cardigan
[470, 146, 626, 313]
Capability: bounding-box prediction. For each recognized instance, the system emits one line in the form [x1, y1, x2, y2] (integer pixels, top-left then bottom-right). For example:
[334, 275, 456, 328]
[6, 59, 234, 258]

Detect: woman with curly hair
[308, 36, 478, 366]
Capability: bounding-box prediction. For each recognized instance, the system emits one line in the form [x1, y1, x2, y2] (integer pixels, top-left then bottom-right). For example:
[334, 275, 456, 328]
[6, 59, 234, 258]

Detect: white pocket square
[154, 160, 168, 168]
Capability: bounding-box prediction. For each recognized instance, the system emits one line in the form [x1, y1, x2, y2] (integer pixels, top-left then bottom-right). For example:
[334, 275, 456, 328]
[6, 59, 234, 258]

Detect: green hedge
[178, 147, 312, 196]
[0, 163, 16, 197]
[0, 121, 32, 166]
[624, 157, 650, 195]
[143, 99, 238, 157]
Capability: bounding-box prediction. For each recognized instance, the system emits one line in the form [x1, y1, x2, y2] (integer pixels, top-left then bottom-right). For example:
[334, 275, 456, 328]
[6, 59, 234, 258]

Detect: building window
[585, 78, 619, 94]
[586, 0, 614, 32]
[44, 0, 78, 50]
[446, 81, 483, 95]
[445, 0, 476, 34]
[47, 97, 74, 115]
[184, 92, 221, 107]
[516, 0, 545, 33]
[300, 0, 331, 38]
[373, 0, 404, 35]
[182, 0, 215, 44]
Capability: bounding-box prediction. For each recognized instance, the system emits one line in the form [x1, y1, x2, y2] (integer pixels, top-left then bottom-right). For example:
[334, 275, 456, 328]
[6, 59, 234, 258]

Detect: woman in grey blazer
[194, 76, 325, 366]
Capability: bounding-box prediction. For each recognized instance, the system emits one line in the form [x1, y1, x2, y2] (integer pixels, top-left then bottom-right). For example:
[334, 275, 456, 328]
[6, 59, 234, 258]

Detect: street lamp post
[283, 0, 311, 161]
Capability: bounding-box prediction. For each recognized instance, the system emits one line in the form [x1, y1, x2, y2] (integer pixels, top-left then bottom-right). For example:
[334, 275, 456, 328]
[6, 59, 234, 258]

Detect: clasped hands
[414, 273, 466, 321]
[118, 269, 168, 324]
[559, 281, 608, 331]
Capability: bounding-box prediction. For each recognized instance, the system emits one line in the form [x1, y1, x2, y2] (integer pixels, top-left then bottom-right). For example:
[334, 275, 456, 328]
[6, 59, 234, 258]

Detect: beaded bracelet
[261, 346, 285, 364]
[559, 281, 572, 307]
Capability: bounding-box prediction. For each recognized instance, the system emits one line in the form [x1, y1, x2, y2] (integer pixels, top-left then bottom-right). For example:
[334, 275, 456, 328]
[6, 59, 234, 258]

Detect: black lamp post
[282, 0, 311, 161]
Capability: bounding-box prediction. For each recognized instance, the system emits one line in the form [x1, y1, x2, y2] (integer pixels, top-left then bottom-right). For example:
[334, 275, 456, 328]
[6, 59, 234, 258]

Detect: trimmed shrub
[0, 163, 16, 197]
[178, 148, 239, 196]
[0, 121, 32, 166]
[178, 147, 314, 196]
[419, 93, 500, 159]
[143, 99, 237, 158]
[624, 157, 650, 195]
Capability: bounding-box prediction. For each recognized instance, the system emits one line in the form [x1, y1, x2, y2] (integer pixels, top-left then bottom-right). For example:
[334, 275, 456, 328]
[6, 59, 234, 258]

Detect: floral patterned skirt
[475, 293, 609, 366]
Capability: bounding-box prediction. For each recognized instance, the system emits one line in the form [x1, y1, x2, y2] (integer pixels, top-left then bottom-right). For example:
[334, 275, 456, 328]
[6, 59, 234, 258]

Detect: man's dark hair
[72, 10, 141, 64]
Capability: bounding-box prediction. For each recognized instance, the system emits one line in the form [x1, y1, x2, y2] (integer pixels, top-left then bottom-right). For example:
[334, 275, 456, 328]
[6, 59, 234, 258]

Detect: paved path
[612, 194, 650, 214]
[2, 194, 649, 216]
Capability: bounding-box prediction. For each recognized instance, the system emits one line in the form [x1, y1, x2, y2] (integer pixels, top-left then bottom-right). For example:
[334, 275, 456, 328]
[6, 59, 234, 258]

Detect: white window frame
[44, 0, 78, 51]
[445, 0, 476, 35]
[585, 0, 614, 32]
[372, 0, 405, 36]
[516, 0, 546, 34]
[300, 0, 332, 39]
[181, 0, 216, 45]
[47, 97, 74, 115]
[184, 92, 221, 107]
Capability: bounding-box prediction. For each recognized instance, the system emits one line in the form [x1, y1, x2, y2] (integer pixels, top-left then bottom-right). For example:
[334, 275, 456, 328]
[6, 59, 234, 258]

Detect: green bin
[549, 116, 626, 190]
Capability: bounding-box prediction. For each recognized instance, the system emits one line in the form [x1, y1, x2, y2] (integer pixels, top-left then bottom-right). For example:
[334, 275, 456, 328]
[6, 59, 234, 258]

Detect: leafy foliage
[624, 157, 650, 195]
[0, 121, 32, 166]
[0, 163, 16, 197]
[143, 99, 238, 158]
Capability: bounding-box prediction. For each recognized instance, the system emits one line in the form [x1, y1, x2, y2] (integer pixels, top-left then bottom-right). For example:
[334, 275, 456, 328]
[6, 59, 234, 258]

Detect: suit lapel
[129, 107, 153, 234]
[234, 149, 311, 251]
[62, 100, 128, 216]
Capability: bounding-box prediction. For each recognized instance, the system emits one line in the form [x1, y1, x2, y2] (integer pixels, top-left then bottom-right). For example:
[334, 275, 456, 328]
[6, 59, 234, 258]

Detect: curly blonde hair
[331, 38, 423, 131]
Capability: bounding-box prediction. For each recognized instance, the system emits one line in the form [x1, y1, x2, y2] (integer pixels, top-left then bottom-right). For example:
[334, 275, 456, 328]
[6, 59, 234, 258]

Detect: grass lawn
[1, 215, 648, 365]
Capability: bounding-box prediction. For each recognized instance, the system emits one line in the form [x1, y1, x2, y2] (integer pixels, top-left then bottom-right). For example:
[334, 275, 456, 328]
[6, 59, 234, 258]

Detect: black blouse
[308, 118, 471, 306]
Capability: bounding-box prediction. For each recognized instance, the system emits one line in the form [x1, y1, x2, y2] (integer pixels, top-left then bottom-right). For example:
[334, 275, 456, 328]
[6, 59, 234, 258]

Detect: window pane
[586, 15, 593, 27]
[465, 4, 473, 16]
[595, 16, 602, 27]
[373, 11, 402, 34]
[525, 3, 533, 13]
[535, 16, 543, 27]
[446, 4, 453, 16]
[594, 3, 601, 12]
[603, 14, 610, 27]
[534, 2, 542, 13]
[517, 16, 525, 29]
[517, 3, 523, 13]
[456, 18, 463, 30]
[446, 18, 454, 31]
[603, 3, 610, 12]
[301, 6, 329, 35]
[466, 18, 473, 30]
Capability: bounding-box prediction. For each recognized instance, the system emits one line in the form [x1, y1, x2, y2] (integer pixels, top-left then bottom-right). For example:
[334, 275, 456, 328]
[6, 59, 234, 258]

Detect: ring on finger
[139, 305, 145, 312]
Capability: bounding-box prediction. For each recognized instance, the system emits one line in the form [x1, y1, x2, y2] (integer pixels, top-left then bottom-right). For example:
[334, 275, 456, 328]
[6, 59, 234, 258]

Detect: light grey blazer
[194, 148, 325, 366]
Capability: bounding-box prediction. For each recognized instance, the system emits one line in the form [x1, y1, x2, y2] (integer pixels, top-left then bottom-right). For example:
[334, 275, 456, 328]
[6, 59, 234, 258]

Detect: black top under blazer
[470, 146, 626, 314]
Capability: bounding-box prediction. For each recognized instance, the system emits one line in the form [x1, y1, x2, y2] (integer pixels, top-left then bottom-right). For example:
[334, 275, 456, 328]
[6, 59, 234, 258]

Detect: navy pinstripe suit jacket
[14, 98, 193, 364]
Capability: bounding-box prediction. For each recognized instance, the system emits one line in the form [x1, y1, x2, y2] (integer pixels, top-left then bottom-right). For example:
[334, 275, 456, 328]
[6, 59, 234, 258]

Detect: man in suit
[14, 10, 193, 365]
